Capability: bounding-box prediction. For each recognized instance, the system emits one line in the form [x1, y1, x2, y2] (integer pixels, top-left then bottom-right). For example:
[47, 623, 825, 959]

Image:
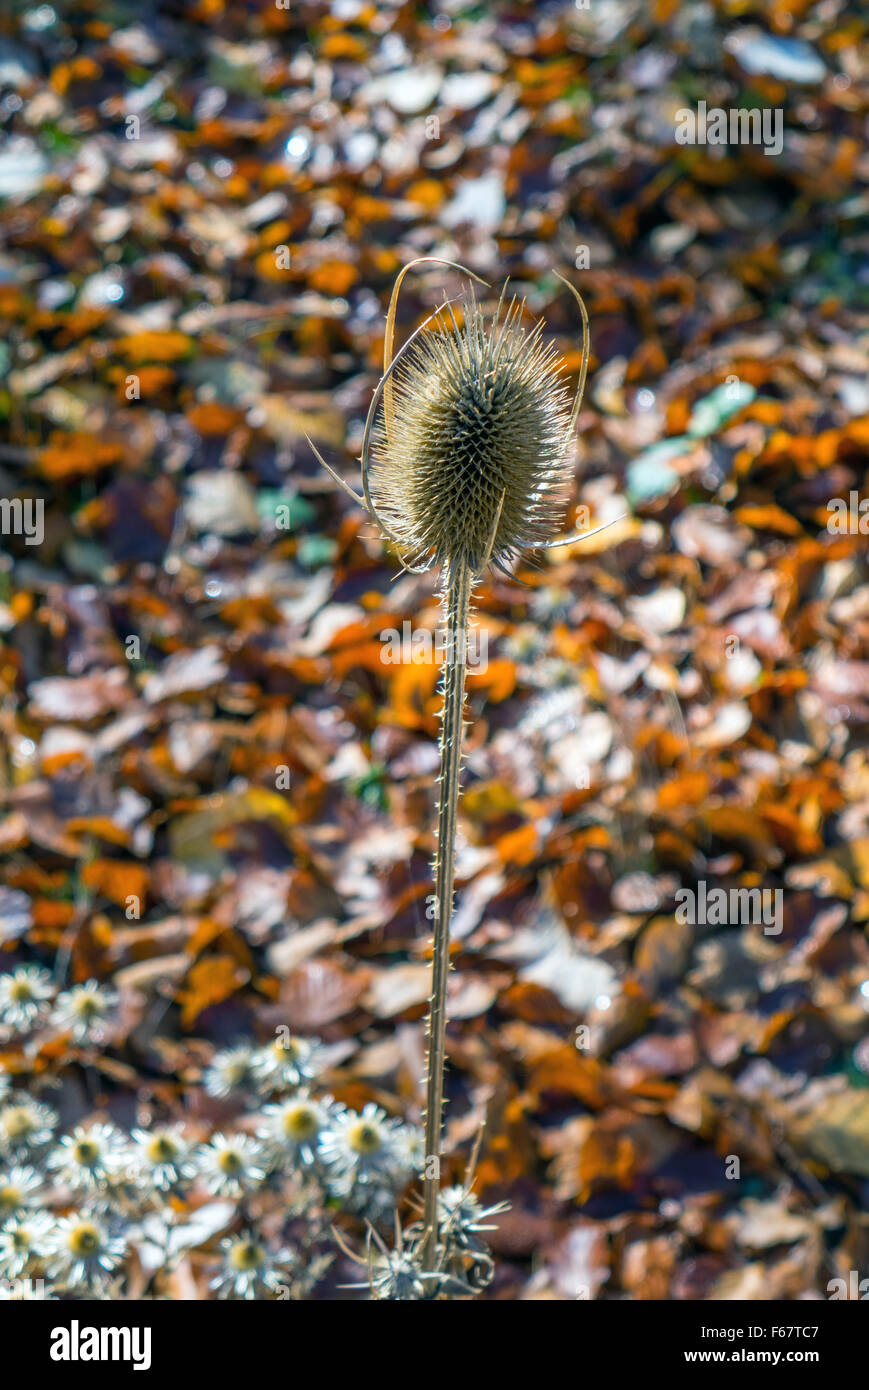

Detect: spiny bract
[370, 292, 575, 574]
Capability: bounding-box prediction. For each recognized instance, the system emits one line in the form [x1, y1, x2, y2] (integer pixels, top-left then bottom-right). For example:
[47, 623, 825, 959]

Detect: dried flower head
[130, 1125, 195, 1192]
[48, 1122, 129, 1191]
[336, 1217, 474, 1301]
[369, 289, 575, 574]
[209, 1232, 301, 1301]
[52, 979, 117, 1043]
[0, 966, 54, 1035]
[0, 1097, 58, 1158]
[195, 1132, 267, 1197]
[0, 1165, 43, 1218]
[0, 1211, 53, 1279]
[204, 1044, 259, 1099]
[258, 1091, 335, 1171]
[252, 1034, 320, 1095]
[320, 1102, 404, 1195]
[437, 1186, 510, 1254]
[47, 1214, 125, 1291]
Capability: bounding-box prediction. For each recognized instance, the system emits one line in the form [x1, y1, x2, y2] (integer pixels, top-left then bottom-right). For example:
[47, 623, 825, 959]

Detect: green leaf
[687, 382, 756, 438]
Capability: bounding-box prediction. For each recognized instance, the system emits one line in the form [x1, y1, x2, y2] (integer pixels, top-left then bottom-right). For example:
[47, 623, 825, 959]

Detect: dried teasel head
[369, 287, 575, 575]
[309, 258, 613, 577]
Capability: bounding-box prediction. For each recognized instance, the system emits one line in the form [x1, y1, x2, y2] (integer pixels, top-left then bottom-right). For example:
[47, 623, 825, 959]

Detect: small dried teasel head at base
[369, 289, 575, 575]
[437, 1186, 510, 1248]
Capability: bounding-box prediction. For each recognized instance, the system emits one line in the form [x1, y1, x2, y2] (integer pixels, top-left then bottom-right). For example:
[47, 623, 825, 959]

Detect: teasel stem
[421, 553, 473, 1271]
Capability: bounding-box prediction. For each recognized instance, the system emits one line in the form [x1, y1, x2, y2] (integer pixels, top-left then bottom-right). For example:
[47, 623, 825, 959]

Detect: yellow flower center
[218, 1148, 243, 1174]
[229, 1242, 263, 1272]
[3, 1109, 32, 1139]
[282, 1106, 318, 1141]
[73, 1140, 99, 1165]
[68, 1224, 99, 1256]
[348, 1121, 382, 1155]
[147, 1134, 178, 1163]
[10, 980, 34, 1003]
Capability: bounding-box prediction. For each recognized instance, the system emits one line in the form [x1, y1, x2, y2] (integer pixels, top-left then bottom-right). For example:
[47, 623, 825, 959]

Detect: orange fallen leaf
[496, 822, 538, 867]
[115, 331, 194, 364]
[309, 260, 359, 295]
[31, 899, 76, 931]
[185, 402, 245, 435]
[320, 33, 368, 60]
[82, 859, 148, 910]
[38, 432, 125, 481]
[528, 1047, 610, 1107]
[734, 504, 803, 536]
[467, 658, 517, 702]
[389, 658, 440, 731]
[65, 817, 131, 848]
[178, 956, 247, 1029]
[657, 771, 710, 811]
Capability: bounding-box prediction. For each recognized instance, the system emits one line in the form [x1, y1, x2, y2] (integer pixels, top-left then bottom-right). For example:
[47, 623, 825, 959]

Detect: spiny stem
[421, 554, 472, 1271]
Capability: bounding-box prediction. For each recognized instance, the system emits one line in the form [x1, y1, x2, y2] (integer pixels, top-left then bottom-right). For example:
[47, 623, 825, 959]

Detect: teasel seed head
[369, 291, 574, 575]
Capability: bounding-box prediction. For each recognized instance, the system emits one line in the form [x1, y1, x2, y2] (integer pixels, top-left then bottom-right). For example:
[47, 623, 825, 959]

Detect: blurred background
[1, 0, 868, 1299]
